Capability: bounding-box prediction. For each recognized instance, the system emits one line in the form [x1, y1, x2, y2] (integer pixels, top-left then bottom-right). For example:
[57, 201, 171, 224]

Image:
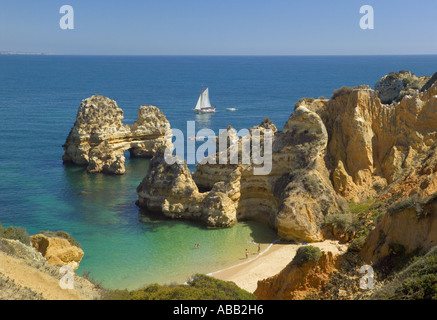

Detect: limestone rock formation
[302, 80, 437, 201]
[63, 95, 171, 174]
[30, 233, 84, 271]
[0, 238, 101, 300]
[254, 250, 340, 300]
[136, 153, 239, 227]
[375, 70, 429, 104]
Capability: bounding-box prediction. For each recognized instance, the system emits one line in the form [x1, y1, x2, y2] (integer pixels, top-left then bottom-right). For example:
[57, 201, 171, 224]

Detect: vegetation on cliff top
[292, 245, 323, 267]
[322, 198, 385, 252]
[103, 274, 257, 300]
[387, 192, 437, 217]
[331, 85, 370, 100]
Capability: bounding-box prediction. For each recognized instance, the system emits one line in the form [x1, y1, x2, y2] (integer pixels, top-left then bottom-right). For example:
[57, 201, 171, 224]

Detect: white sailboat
[193, 87, 216, 113]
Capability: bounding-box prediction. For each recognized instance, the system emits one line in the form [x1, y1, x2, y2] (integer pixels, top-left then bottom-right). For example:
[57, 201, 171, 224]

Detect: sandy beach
[209, 240, 347, 293]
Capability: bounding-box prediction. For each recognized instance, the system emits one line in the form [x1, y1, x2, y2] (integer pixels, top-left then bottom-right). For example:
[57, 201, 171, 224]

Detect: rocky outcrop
[254, 250, 340, 300]
[375, 70, 429, 104]
[136, 153, 240, 227]
[360, 193, 437, 263]
[304, 80, 437, 202]
[138, 112, 344, 241]
[63, 95, 171, 174]
[137, 71, 437, 243]
[30, 233, 84, 271]
[273, 106, 343, 241]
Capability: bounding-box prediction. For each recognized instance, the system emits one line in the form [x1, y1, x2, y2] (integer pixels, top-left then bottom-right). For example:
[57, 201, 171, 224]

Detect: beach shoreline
[208, 240, 348, 293]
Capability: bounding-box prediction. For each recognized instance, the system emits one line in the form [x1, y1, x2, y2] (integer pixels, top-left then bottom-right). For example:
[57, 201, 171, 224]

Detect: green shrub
[373, 181, 386, 192]
[347, 199, 385, 242]
[292, 245, 322, 267]
[399, 253, 437, 300]
[387, 195, 420, 215]
[372, 248, 437, 300]
[348, 202, 373, 215]
[347, 236, 366, 253]
[402, 78, 411, 87]
[331, 85, 370, 100]
[324, 214, 353, 231]
[294, 97, 315, 108]
[103, 274, 257, 300]
[0, 223, 30, 245]
[388, 192, 437, 217]
[303, 174, 321, 194]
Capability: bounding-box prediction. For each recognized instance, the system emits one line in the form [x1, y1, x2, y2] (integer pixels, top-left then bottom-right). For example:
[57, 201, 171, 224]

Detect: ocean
[0, 55, 436, 289]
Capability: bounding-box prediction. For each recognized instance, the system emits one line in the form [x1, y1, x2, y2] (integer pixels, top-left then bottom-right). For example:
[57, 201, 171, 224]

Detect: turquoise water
[1, 55, 436, 289]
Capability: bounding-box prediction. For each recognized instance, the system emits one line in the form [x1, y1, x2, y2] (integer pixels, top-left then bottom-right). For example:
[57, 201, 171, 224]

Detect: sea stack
[62, 95, 172, 174]
[138, 73, 437, 243]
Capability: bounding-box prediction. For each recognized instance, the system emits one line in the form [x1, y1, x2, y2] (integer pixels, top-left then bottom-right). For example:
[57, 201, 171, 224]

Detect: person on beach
[257, 243, 261, 254]
[245, 249, 249, 259]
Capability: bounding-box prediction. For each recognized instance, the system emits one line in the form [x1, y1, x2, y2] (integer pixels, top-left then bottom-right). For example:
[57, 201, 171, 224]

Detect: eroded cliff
[254, 248, 340, 300]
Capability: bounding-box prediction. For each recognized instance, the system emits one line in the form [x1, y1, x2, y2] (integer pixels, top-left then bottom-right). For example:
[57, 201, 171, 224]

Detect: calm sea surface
[0, 55, 436, 289]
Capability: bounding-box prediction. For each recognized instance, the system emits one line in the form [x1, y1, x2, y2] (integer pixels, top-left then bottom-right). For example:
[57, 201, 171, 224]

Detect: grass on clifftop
[103, 274, 257, 300]
[322, 198, 385, 252]
[345, 199, 385, 252]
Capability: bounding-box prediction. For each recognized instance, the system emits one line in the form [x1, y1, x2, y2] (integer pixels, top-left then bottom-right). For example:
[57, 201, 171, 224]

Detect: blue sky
[0, 0, 436, 55]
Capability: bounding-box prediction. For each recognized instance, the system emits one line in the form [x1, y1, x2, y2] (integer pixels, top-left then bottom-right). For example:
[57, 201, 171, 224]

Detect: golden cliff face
[303, 82, 437, 201]
[138, 107, 345, 241]
[136, 153, 240, 227]
[254, 251, 340, 300]
[62, 95, 172, 174]
[360, 193, 437, 263]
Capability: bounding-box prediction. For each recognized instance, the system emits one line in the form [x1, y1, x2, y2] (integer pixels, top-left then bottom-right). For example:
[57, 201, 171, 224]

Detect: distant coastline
[0, 51, 55, 55]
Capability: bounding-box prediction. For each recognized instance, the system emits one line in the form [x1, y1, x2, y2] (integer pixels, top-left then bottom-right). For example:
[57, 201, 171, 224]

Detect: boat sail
[193, 87, 216, 113]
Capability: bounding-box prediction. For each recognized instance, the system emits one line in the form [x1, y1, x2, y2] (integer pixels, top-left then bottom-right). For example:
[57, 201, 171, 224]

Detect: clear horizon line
[1, 52, 437, 57]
